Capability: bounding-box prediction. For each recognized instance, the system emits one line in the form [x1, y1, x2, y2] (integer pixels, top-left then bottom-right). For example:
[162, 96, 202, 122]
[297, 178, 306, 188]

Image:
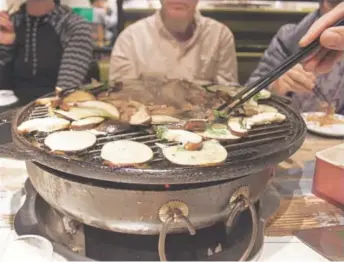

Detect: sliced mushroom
[162, 140, 227, 166]
[70, 117, 105, 131]
[129, 106, 151, 126]
[17, 117, 70, 135]
[44, 131, 97, 152]
[101, 140, 153, 166]
[158, 129, 203, 151]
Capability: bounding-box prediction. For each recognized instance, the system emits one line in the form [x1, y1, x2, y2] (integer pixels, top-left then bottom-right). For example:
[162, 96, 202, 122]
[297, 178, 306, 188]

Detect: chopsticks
[313, 86, 331, 105]
[216, 17, 344, 115]
[6, 3, 14, 14]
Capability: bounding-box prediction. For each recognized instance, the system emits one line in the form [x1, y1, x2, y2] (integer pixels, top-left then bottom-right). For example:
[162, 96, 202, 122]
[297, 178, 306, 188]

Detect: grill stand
[14, 180, 280, 261]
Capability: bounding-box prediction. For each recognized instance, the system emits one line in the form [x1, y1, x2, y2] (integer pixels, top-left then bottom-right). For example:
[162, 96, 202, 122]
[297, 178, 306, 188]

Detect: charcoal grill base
[14, 180, 280, 261]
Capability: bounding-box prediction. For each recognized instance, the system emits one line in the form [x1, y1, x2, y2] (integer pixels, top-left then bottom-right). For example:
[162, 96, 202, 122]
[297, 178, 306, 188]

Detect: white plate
[302, 112, 344, 138]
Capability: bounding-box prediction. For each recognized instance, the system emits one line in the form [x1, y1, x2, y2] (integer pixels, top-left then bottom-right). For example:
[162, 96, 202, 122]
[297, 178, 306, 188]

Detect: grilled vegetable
[162, 140, 227, 166]
[249, 112, 286, 126]
[228, 117, 251, 137]
[62, 90, 96, 103]
[55, 107, 109, 121]
[212, 110, 229, 120]
[74, 101, 120, 120]
[95, 119, 131, 134]
[35, 97, 58, 106]
[198, 124, 241, 141]
[256, 89, 271, 100]
[129, 106, 151, 125]
[44, 131, 97, 152]
[70, 117, 105, 130]
[157, 128, 203, 151]
[183, 119, 207, 131]
[151, 115, 180, 125]
[17, 117, 70, 134]
[243, 104, 278, 117]
[101, 140, 153, 165]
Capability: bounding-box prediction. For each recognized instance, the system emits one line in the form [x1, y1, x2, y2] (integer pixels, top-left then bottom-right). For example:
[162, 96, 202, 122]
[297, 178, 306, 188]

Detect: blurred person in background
[246, 0, 344, 114]
[90, 0, 117, 45]
[0, 0, 94, 105]
[109, 0, 238, 85]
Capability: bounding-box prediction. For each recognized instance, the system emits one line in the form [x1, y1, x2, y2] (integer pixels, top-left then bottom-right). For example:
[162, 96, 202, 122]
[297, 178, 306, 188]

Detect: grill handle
[225, 195, 258, 261]
[158, 201, 196, 262]
[205, 186, 258, 261]
[0, 109, 33, 160]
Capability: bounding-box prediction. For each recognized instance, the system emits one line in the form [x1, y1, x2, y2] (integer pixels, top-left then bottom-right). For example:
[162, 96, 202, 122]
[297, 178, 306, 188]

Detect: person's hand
[0, 12, 15, 45]
[270, 64, 316, 95]
[299, 2, 344, 74]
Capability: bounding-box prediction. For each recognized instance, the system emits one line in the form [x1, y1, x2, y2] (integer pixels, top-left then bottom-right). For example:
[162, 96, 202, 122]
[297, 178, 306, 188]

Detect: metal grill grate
[25, 102, 294, 169]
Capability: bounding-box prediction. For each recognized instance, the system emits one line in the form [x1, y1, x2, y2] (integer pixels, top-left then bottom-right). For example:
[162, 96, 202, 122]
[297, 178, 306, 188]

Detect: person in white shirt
[109, 0, 238, 85]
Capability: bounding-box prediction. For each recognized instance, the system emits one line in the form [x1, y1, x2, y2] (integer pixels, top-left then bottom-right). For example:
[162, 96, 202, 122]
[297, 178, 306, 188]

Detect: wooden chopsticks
[216, 17, 344, 115]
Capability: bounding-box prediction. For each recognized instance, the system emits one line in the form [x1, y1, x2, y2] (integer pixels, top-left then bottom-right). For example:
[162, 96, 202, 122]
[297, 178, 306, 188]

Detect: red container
[312, 143, 344, 209]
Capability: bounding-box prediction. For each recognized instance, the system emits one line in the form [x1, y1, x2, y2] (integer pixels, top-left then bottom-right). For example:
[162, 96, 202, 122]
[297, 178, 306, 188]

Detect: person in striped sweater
[0, 0, 94, 105]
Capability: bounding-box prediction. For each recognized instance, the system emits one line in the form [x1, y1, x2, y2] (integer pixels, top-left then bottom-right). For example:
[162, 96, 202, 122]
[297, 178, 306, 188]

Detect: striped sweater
[0, 4, 94, 97]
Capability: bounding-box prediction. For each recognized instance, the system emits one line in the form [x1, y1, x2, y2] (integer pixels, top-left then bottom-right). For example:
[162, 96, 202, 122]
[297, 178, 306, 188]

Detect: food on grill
[95, 119, 131, 134]
[73, 101, 120, 120]
[44, 131, 97, 152]
[248, 112, 286, 126]
[62, 90, 96, 103]
[162, 140, 227, 166]
[70, 117, 105, 130]
[151, 115, 180, 125]
[35, 97, 58, 106]
[183, 119, 207, 131]
[228, 117, 251, 136]
[206, 85, 239, 97]
[129, 106, 151, 125]
[243, 104, 278, 116]
[228, 113, 286, 136]
[55, 107, 113, 121]
[198, 124, 241, 141]
[157, 128, 203, 151]
[207, 85, 271, 101]
[97, 80, 227, 120]
[101, 140, 153, 166]
[17, 117, 70, 134]
[255, 89, 271, 100]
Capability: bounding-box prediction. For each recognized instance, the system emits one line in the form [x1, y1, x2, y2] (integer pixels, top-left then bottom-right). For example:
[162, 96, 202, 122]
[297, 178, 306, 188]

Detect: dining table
[0, 132, 343, 261]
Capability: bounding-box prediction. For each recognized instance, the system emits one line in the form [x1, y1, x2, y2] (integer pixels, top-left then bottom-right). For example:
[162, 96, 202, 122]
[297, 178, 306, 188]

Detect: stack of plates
[0, 159, 28, 228]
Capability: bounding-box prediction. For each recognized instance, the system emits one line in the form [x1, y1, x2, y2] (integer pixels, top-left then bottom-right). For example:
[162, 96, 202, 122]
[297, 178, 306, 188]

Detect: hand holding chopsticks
[216, 17, 344, 115]
[300, 1, 344, 74]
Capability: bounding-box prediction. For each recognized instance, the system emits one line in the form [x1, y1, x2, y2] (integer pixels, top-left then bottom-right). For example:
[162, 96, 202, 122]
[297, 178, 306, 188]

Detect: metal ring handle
[158, 208, 196, 261]
[226, 196, 258, 261]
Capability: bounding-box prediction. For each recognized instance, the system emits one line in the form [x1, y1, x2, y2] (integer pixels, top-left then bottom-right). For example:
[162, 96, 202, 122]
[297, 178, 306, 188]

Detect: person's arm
[0, 45, 13, 68]
[109, 27, 137, 83]
[56, 16, 94, 89]
[215, 27, 238, 85]
[245, 24, 296, 87]
[0, 45, 14, 87]
[0, 12, 16, 87]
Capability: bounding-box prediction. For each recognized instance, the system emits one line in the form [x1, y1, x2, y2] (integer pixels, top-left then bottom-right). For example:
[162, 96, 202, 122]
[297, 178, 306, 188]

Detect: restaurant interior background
[0, 0, 321, 84]
[75, 0, 322, 85]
